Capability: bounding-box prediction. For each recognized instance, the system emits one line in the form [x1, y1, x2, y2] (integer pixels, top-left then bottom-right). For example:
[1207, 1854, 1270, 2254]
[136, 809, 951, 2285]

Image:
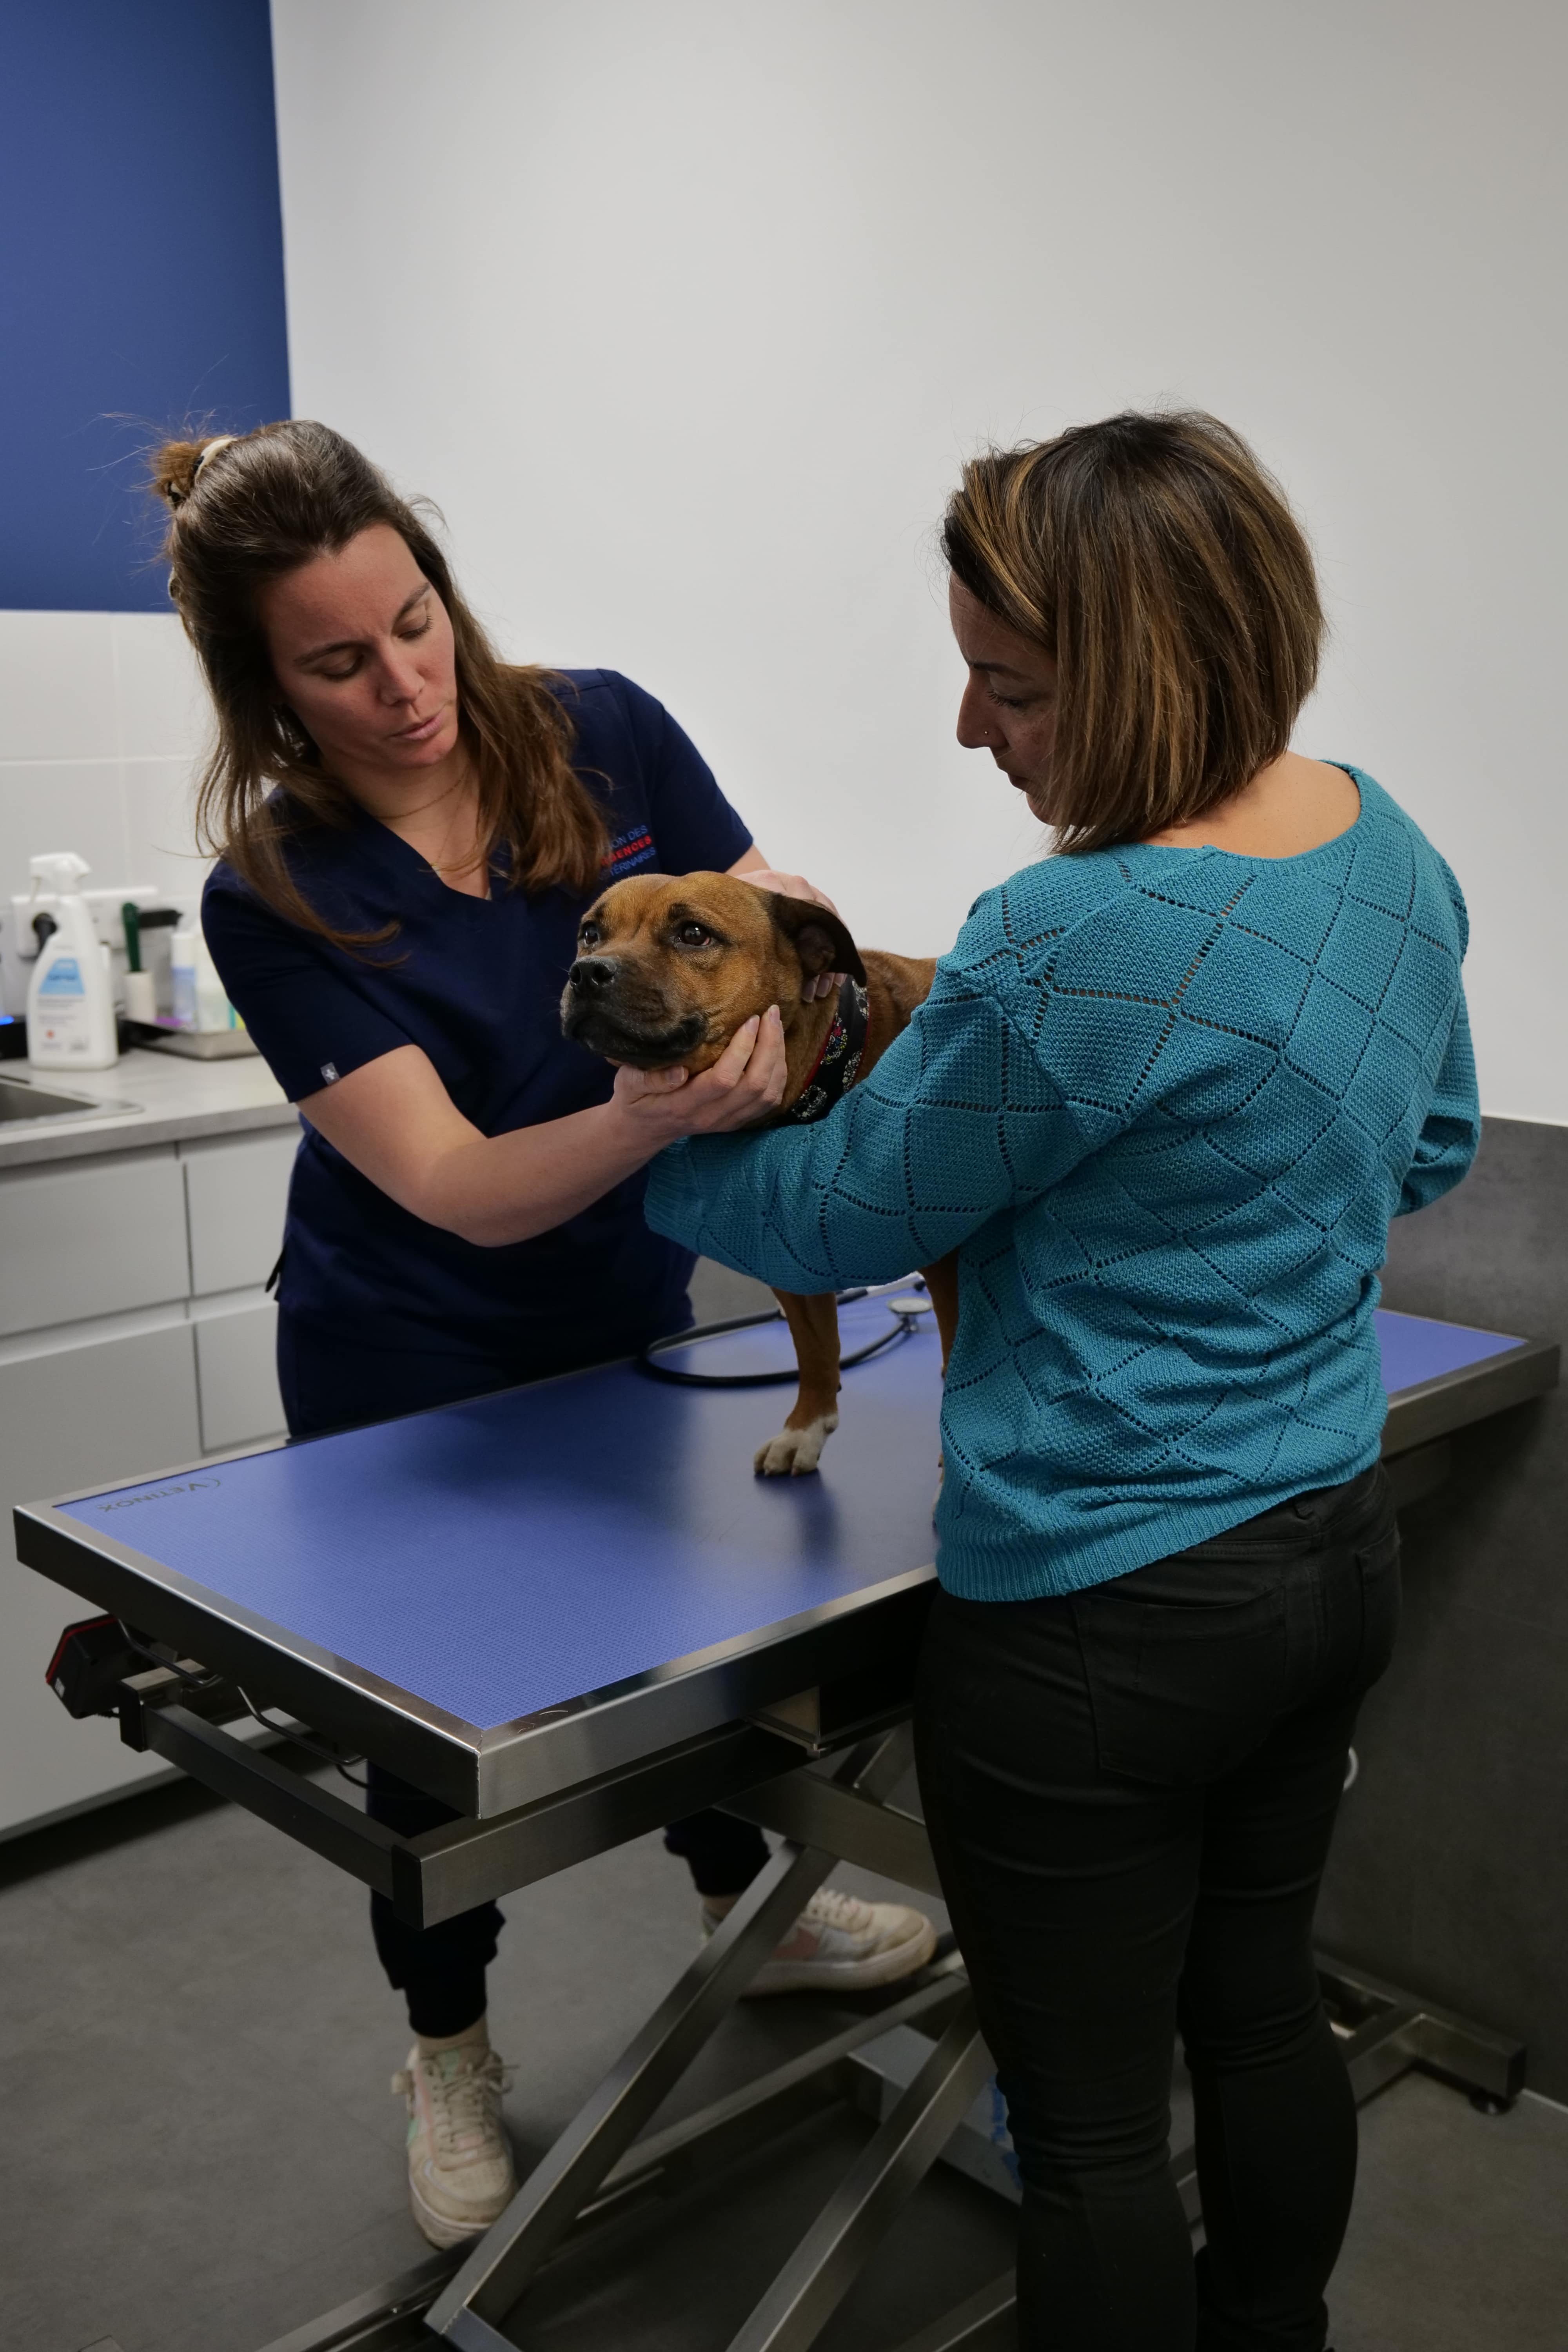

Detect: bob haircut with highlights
[942, 412, 1324, 854]
[149, 420, 606, 947]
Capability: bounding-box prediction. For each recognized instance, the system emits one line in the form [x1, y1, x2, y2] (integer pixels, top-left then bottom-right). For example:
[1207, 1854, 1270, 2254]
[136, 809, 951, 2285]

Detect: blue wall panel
[0, 0, 290, 612]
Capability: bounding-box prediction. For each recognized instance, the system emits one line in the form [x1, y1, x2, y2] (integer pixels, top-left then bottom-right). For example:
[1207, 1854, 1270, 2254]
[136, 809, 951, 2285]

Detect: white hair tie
[193, 434, 240, 481]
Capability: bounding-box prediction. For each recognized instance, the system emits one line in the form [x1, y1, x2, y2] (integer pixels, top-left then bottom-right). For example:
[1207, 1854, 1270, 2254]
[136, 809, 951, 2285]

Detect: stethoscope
[639, 1276, 935, 1387]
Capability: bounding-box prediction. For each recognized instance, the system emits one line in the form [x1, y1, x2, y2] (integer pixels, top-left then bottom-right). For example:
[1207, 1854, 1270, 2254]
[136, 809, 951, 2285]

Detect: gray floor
[3, 1768, 1566, 2352]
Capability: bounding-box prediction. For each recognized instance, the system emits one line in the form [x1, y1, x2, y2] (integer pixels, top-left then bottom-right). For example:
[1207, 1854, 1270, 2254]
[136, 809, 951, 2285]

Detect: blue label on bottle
[38, 958, 84, 998]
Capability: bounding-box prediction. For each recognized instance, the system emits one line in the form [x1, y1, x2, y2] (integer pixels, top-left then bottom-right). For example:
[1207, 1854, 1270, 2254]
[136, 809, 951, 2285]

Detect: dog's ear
[765, 892, 867, 985]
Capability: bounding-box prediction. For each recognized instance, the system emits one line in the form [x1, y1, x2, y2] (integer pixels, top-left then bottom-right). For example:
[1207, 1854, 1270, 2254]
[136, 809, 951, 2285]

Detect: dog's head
[560, 872, 865, 1073]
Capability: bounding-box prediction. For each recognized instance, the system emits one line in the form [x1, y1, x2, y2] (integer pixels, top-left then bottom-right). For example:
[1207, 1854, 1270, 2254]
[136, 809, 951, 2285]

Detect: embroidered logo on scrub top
[601, 827, 657, 876]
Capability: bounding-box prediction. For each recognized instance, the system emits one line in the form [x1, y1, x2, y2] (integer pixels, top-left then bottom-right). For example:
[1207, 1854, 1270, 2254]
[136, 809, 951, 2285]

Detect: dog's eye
[674, 922, 715, 949]
[578, 922, 601, 948]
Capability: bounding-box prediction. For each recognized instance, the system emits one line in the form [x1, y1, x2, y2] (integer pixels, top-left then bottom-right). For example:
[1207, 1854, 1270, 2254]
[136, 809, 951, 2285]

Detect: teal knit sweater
[645, 770, 1480, 1601]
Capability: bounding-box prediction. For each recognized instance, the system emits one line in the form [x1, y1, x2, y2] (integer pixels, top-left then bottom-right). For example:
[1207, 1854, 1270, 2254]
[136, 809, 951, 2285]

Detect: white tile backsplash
[0, 612, 119, 762]
[0, 760, 131, 904]
[122, 756, 210, 910]
[111, 613, 211, 761]
[0, 613, 211, 987]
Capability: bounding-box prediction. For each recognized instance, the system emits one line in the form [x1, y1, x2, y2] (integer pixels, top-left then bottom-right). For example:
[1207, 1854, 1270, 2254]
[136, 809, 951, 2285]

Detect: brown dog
[561, 872, 956, 1473]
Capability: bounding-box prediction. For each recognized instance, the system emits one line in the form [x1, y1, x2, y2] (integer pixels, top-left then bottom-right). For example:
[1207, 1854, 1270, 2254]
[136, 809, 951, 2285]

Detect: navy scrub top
[202, 669, 753, 1373]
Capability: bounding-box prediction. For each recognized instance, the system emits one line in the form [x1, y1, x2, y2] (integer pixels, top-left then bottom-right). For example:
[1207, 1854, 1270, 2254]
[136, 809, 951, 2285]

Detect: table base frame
[249, 1727, 1525, 2352]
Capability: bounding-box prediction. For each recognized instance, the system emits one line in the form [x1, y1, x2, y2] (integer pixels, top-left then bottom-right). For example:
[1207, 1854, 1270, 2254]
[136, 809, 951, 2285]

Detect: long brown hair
[942, 412, 1324, 853]
[151, 420, 606, 943]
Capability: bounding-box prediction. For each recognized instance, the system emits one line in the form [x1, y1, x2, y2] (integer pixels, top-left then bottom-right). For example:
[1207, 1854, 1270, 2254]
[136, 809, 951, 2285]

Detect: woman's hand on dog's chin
[608, 1007, 787, 1141]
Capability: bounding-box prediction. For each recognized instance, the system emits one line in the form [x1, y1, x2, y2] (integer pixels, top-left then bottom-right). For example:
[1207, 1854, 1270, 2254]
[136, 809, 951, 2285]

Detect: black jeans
[915, 1466, 1400, 2352]
[365, 1770, 769, 2038]
[279, 1310, 770, 2039]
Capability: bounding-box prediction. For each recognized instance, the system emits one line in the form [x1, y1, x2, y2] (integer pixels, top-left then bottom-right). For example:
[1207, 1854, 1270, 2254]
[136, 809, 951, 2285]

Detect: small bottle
[194, 933, 234, 1032]
[169, 924, 199, 1030]
[171, 922, 238, 1031]
[26, 853, 119, 1070]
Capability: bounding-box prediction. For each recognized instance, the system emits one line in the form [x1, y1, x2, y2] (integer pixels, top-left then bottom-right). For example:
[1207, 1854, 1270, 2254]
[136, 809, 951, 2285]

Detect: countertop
[0, 1048, 296, 1171]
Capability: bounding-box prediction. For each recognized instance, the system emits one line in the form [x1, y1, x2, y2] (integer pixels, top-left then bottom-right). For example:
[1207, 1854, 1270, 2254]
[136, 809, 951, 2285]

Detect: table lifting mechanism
[28, 1303, 1556, 2352]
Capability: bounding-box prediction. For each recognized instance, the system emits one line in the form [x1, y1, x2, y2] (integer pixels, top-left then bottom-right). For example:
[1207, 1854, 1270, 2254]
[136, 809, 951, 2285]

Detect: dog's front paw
[754, 1413, 838, 1477]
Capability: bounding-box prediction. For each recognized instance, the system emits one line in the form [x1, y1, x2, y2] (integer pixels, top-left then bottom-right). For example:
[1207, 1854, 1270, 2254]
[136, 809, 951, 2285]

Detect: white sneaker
[706, 1886, 937, 1995]
[392, 2033, 517, 2249]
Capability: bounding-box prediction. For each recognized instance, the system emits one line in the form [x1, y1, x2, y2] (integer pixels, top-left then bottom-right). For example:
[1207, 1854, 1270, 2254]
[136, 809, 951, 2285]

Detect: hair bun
[150, 437, 222, 510]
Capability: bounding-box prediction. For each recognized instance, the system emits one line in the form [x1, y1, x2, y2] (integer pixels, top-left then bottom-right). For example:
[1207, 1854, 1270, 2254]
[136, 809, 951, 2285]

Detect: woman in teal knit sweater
[639, 414, 1479, 2351]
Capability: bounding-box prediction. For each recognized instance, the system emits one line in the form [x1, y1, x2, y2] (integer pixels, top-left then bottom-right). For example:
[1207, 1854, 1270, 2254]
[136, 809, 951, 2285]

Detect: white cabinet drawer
[0, 1320, 201, 1837]
[195, 1298, 286, 1452]
[0, 1149, 190, 1338]
[182, 1129, 298, 1297]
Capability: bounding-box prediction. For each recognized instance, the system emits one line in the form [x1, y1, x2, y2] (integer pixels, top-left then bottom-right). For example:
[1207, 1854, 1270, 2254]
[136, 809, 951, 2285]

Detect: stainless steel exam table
[16, 1297, 1558, 2352]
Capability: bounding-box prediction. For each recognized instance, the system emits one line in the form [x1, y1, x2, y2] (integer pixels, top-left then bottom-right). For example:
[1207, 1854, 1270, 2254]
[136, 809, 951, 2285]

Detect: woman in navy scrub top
[151, 421, 934, 2250]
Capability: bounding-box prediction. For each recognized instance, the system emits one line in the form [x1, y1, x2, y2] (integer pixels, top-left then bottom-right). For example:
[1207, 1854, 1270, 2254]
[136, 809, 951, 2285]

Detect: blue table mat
[1373, 1307, 1518, 1394]
[59, 1303, 1521, 1732]
[64, 1299, 946, 1730]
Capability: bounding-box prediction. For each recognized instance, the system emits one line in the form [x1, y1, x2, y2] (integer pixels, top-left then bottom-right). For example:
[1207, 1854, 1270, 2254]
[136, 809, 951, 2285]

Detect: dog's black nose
[568, 956, 618, 995]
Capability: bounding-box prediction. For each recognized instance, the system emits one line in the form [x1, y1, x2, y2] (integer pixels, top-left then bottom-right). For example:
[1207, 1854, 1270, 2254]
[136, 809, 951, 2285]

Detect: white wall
[0, 613, 211, 1010]
[273, 0, 1567, 1122]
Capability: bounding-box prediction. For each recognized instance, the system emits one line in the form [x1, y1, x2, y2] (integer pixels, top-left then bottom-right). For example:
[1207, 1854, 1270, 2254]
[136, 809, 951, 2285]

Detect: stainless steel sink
[0, 1073, 140, 1126]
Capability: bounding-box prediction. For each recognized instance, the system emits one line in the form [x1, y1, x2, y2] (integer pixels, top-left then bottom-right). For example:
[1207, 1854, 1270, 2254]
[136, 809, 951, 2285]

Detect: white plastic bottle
[26, 853, 119, 1071]
[194, 932, 235, 1032]
[170, 922, 237, 1033]
[169, 923, 199, 1030]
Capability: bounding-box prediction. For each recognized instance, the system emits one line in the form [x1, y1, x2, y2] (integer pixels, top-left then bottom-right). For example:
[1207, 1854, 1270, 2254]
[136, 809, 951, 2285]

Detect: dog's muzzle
[560, 957, 710, 1067]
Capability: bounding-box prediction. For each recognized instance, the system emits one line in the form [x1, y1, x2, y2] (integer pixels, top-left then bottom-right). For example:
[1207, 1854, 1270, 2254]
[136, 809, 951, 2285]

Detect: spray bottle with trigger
[25, 853, 119, 1070]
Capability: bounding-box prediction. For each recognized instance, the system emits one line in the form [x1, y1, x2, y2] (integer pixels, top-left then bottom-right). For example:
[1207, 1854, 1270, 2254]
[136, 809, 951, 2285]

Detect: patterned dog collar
[774, 974, 870, 1126]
